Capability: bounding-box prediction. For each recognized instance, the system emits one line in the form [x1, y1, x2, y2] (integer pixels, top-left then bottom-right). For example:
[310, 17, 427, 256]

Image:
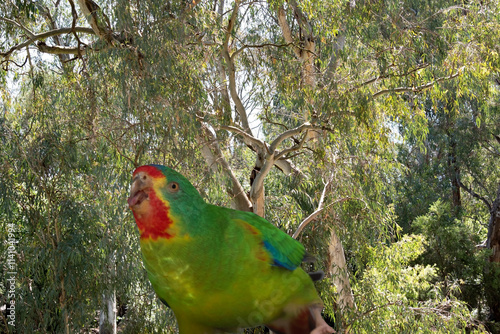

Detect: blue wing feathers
[263, 241, 298, 271]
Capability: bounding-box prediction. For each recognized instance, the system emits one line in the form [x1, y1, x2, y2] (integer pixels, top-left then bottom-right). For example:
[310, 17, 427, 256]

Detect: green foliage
[412, 200, 488, 311]
[350, 235, 487, 333]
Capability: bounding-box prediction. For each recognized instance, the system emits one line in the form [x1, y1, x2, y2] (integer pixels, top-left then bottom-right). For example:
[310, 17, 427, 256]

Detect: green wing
[228, 209, 307, 271]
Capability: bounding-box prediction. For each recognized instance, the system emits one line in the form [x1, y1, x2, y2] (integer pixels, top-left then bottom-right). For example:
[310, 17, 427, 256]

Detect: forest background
[1, 0, 499, 333]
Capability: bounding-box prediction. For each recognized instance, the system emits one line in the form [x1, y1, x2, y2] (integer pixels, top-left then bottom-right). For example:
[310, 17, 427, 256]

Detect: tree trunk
[249, 153, 266, 217]
[276, 3, 316, 86]
[328, 228, 355, 312]
[487, 182, 500, 261]
[486, 183, 500, 321]
[445, 113, 461, 212]
[198, 124, 252, 212]
[99, 291, 117, 334]
[100, 250, 117, 334]
[276, 1, 319, 142]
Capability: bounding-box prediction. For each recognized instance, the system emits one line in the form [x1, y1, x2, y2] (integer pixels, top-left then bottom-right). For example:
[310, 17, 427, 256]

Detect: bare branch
[349, 63, 430, 93]
[264, 105, 289, 131]
[221, 0, 253, 135]
[38, 5, 71, 63]
[36, 42, 89, 55]
[458, 179, 492, 212]
[220, 124, 303, 177]
[276, 1, 316, 87]
[275, 130, 308, 160]
[77, 0, 114, 43]
[37, 27, 95, 40]
[293, 175, 333, 239]
[274, 158, 295, 176]
[199, 122, 252, 211]
[372, 67, 464, 98]
[288, 0, 313, 36]
[269, 122, 314, 153]
[0, 56, 28, 69]
[223, 0, 240, 47]
[277, 6, 301, 59]
[249, 123, 322, 216]
[68, 0, 84, 59]
[220, 125, 269, 153]
[0, 17, 35, 38]
[0, 27, 95, 58]
[232, 41, 293, 58]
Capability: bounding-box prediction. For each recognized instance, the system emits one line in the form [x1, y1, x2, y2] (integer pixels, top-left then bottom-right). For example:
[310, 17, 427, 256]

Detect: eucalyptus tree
[2, 0, 500, 332]
[394, 79, 500, 322]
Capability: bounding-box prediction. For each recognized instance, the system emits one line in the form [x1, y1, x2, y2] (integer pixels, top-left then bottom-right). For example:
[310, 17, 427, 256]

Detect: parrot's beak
[128, 172, 152, 208]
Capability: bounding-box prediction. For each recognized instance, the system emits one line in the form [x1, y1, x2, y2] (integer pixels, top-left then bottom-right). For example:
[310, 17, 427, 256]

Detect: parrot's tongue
[128, 190, 148, 207]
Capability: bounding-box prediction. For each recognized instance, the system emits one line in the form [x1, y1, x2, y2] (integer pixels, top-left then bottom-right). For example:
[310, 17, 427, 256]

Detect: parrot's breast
[139, 225, 320, 330]
[140, 235, 200, 307]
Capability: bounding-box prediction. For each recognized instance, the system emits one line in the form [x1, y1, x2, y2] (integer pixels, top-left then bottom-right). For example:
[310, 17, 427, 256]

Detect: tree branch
[264, 105, 289, 131]
[38, 5, 72, 63]
[220, 125, 269, 153]
[36, 42, 89, 55]
[277, 6, 301, 59]
[68, 0, 85, 59]
[486, 182, 500, 250]
[77, 0, 114, 43]
[269, 122, 314, 153]
[221, 0, 253, 135]
[0, 56, 28, 69]
[458, 179, 492, 212]
[0, 17, 35, 38]
[199, 122, 252, 211]
[372, 67, 464, 98]
[293, 175, 333, 239]
[349, 63, 430, 93]
[221, 124, 303, 177]
[275, 130, 308, 160]
[0, 27, 95, 58]
[249, 123, 324, 215]
[232, 41, 293, 58]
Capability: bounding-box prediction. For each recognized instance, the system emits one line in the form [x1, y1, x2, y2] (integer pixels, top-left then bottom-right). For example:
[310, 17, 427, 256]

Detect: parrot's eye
[167, 182, 180, 193]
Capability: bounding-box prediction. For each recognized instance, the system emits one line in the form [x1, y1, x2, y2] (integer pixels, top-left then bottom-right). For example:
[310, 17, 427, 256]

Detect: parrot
[128, 164, 335, 334]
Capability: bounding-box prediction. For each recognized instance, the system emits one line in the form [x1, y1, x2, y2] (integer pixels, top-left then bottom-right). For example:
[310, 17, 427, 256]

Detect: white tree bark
[329, 229, 356, 311]
[99, 290, 117, 334]
[276, 2, 318, 141]
[198, 123, 252, 211]
[99, 250, 117, 334]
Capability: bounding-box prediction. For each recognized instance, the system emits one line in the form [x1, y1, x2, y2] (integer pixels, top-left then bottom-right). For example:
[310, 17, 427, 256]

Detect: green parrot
[128, 164, 334, 334]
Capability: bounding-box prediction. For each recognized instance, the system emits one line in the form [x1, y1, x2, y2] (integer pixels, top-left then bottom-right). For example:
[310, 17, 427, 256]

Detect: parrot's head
[128, 164, 205, 240]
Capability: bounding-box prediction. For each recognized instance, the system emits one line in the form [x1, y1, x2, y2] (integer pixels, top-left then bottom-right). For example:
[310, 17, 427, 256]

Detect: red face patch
[131, 165, 173, 240]
[133, 189, 174, 240]
[133, 165, 164, 179]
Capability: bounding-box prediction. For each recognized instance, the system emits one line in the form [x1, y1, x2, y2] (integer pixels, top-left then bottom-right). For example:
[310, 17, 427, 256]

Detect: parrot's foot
[310, 306, 335, 334]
